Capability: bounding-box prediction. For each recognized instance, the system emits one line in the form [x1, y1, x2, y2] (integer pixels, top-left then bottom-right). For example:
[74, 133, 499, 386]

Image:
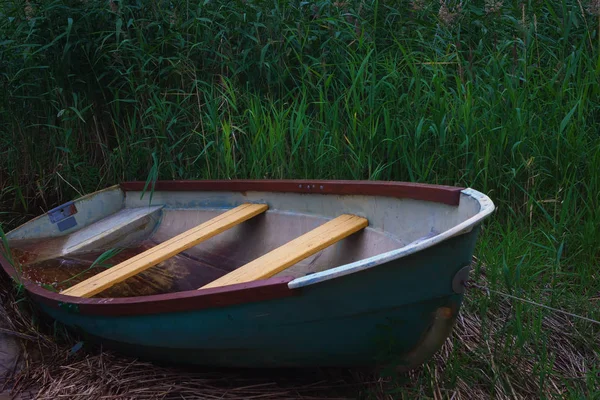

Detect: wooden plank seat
[61, 203, 268, 298]
[200, 214, 368, 289]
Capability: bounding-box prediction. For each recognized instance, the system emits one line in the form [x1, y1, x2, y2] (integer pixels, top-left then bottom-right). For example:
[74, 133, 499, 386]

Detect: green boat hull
[34, 229, 477, 368]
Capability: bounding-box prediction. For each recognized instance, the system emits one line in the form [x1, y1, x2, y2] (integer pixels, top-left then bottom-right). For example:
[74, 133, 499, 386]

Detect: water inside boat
[8, 209, 404, 298]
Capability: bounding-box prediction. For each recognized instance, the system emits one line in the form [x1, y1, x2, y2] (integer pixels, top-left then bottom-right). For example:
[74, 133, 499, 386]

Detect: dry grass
[361, 268, 600, 399]
[1, 267, 598, 399]
[9, 356, 363, 400]
[428, 293, 597, 399]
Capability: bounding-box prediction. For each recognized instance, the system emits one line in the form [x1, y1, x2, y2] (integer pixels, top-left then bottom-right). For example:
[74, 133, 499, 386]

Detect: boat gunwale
[0, 252, 298, 316]
[0, 180, 489, 317]
[119, 179, 464, 206]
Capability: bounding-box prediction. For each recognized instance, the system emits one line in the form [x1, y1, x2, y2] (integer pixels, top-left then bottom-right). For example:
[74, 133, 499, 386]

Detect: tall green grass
[1, 1, 598, 222]
[1, 0, 599, 397]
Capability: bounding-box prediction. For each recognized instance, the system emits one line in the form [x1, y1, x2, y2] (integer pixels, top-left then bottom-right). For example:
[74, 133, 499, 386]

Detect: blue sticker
[48, 201, 78, 231]
[57, 216, 78, 231]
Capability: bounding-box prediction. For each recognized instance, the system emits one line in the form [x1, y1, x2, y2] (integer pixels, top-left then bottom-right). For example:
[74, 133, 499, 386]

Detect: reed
[0, 0, 599, 397]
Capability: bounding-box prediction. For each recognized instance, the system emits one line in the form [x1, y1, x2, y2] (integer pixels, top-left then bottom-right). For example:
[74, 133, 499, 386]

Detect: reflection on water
[13, 241, 228, 298]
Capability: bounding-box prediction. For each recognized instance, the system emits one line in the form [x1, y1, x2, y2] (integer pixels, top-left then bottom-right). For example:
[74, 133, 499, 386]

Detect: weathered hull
[31, 229, 477, 368]
[1, 180, 494, 368]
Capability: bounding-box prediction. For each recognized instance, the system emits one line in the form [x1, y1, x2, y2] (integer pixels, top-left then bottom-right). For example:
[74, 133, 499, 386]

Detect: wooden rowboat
[0, 180, 494, 369]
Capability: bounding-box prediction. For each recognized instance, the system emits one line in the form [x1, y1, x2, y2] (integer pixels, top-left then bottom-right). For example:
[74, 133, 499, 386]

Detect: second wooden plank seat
[200, 214, 368, 289]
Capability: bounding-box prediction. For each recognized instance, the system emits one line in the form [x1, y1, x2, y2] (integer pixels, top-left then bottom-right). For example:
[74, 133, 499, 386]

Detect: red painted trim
[0, 253, 298, 317]
[119, 180, 463, 206]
